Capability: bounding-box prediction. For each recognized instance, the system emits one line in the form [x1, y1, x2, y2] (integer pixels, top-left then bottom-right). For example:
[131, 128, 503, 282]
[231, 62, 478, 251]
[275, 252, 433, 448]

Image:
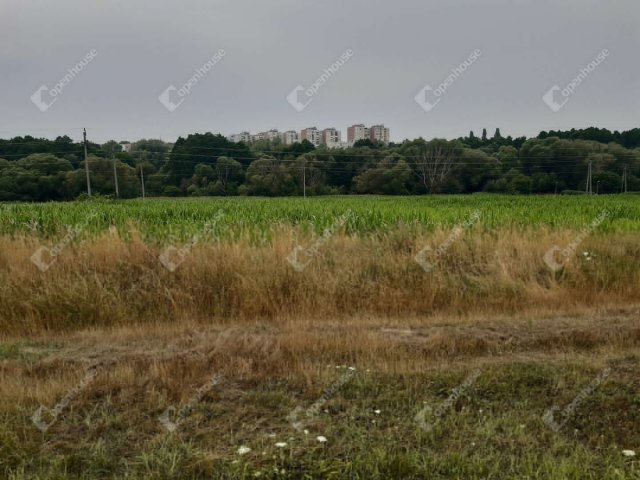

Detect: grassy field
[0, 195, 639, 478]
[1, 194, 639, 241]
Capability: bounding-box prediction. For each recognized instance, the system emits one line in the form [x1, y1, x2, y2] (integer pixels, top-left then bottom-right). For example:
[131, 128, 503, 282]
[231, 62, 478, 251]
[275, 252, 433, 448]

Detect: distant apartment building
[300, 127, 320, 146]
[263, 129, 280, 141]
[251, 129, 280, 143]
[230, 125, 390, 146]
[229, 131, 251, 143]
[320, 128, 341, 148]
[120, 142, 132, 152]
[347, 124, 370, 145]
[280, 130, 299, 145]
[347, 124, 390, 145]
[369, 124, 390, 144]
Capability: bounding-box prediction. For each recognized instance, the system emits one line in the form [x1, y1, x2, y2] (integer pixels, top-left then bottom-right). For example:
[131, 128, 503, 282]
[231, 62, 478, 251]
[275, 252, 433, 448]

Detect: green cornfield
[0, 194, 639, 243]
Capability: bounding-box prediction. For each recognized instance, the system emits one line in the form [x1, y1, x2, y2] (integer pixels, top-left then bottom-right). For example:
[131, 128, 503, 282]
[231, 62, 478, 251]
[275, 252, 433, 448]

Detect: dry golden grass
[2, 225, 639, 478]
[2, 307, 640, 478]
[0, 228, 638, 336]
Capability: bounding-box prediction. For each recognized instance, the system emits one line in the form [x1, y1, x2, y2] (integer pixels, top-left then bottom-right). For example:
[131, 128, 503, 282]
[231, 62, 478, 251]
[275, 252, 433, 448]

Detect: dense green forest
[0, 127, 638, 201]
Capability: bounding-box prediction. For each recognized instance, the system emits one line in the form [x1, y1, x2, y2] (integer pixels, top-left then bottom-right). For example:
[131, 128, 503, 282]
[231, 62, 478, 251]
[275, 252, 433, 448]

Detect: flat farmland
[0, 195, 639, 479]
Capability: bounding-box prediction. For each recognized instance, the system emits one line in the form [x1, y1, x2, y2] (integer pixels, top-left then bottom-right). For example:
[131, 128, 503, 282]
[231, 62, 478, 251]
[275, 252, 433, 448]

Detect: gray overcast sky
[1, 0, 638, 144]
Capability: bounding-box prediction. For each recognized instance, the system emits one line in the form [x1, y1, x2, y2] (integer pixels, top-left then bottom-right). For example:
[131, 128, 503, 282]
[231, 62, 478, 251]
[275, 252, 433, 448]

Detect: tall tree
[353, 154, 413, 194]
[413, 139, 464, 193]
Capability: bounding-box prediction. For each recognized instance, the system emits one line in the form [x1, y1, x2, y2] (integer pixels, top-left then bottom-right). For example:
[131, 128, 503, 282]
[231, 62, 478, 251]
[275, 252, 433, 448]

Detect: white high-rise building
[300, 127, 320, 146]
[229, 131, 251, 143]
[347, 124, 370, 145]
[263, 129, 280, 141]
[369, 124, 390, 144]
[230, 125, 389, 146]
[280, 130, 299, 145]
[321, 128, 341, 148]
[251, 129, 280, 142]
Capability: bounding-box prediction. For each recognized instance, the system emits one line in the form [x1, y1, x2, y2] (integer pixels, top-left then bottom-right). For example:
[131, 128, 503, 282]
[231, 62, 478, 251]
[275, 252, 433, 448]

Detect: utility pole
[83, 128, 91, 197]
[585, 161, 592, 195]
[622, 166, 628, 193]
[140, 164, 146, 199]
[303, 161, 306, 198]
[112, 153, 119, 198]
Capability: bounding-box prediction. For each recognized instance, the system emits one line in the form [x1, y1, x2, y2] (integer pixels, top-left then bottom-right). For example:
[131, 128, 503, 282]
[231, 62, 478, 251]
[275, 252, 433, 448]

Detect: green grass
[2, 361, 639, 479]
[0, 341, 53, 363]
[0, 195, 639, 243]
[2, 194, 639, 478]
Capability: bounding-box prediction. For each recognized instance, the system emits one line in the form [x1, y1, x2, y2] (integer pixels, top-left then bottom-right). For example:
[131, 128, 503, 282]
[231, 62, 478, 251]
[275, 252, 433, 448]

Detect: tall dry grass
[0, 227, 638, 336]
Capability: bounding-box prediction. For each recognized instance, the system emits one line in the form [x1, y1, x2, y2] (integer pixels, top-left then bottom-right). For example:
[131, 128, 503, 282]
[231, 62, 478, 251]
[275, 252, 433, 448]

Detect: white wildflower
[237, 446, 251, 455]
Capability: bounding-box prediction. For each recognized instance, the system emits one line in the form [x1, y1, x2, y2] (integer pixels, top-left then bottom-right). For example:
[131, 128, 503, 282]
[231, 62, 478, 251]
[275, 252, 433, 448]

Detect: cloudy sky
[1, 0, 638, 144]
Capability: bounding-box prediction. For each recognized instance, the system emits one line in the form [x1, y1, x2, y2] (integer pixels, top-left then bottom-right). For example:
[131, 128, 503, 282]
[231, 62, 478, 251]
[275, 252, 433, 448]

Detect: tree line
[0, 127, 639, 201]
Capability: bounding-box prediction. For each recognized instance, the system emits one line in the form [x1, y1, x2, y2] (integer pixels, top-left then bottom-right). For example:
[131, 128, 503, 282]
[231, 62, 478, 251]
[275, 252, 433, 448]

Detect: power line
[1, 139, 639, 159]
[1, 150, 619, 166]
[83, 128, 91, 197]
[0, 158, 624, 175]
[112, 153, 119, 198]
[140, 164, 146, 199]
